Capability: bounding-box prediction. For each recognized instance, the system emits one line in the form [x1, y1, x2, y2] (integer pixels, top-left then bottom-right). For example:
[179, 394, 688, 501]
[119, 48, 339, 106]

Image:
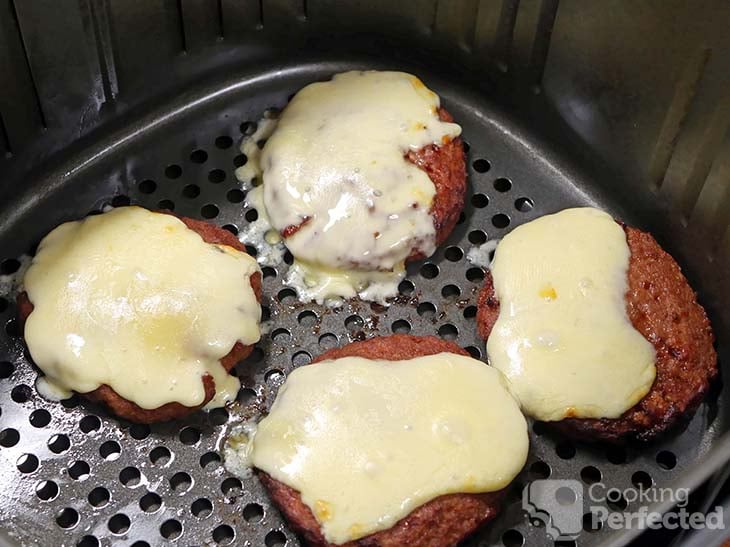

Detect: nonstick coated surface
[0, 60, 723, 547]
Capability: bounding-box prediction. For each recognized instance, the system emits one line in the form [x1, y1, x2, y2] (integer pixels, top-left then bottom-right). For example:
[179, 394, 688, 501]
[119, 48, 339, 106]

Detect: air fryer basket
[0, 2, 728, 547]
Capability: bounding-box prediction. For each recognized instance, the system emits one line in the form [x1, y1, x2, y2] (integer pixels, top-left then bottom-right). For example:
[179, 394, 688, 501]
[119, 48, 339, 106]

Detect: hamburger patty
[281, 108, 466, 263]
[477, 225, 717, 442]
[17, 214, 262, 423]
[257, 335, 505, 547]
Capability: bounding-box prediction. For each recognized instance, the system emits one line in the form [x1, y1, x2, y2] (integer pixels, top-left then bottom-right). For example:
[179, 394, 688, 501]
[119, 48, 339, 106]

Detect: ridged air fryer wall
[0, 1, 729, 546]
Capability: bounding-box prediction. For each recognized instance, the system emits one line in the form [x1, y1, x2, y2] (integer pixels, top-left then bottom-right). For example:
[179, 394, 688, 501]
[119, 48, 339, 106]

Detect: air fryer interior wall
[0, 2, 728, 546]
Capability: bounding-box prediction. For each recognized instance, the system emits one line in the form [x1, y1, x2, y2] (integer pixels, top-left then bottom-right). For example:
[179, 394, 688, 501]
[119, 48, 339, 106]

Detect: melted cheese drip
[239, 70, 460, 303]
[244, 353, 527, 544]
[487, 207, 656, 421]
[23, 206, 261, 409]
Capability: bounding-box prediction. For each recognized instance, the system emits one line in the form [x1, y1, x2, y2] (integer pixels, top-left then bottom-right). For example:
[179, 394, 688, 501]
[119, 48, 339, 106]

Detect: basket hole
[529, 460, 551, 479]
[221, 477, 243, 497]
[262, 266, 276, 279]
[502, 529, 523, 547]
[213, 524, 235, 545]
[36, 480, 59, 501]
[417, 302, 436, 319]
[438, 324, 458, 340]
[17, 453, 39, 473]
[61, 394, 80, 408]
[150, 446, 171, 465]
[233, 154, 247, 167]
[580, 466, 602, 484]
[444, 246, 463, 261]
[472, 159, 490, 173]
[465, 346, 481, 359]
[515, 197, 534, 212]
[30, 409, 51, 428]
[319, 333, 338, 349]
[201, 204, 219, 219]
[391, 319, 411, 334]
[5, 318, 20, 337]
[158, 199, 175, 211]
[108, 513, 131, 535]
[216, 135, 233, 149]
[420, 263, 439, 279]
[463, 305, 477, 319]
[77, 536, 99, 547]
[200, 451, 221, 470]
[457, 212, 466, 225]
[466, 267, 485, 282]
[471, 193, 489, 208]
[0, 258, 20, 274]
[277, 288, 296, 304]
[245, 208, 259, 222]
[606, 445, 627, 464]
[165, 164, 182, 179]
[283, 250, 294, 265]
[607, 490, 628, 511]
[209, 169, 226, 183]
[556, 441, 576, 459]
[494, 178, 512, 192]
[398, 279, 415, 295]
[120, 466, 141, 487]
[265, 531, 287, 547]
[441, 284, 460, 299]
[656, 450, 677, 470]
[243, 503, 264, 522]
[210, 407, 229, 426]
[583, 511, 603, 532]
[492, 214, 510, 228]
[99, 440, 121, 460]
[238, 388, 257, 406]
[179, 426, 201, 445]
[88, 486, 110, 507]
[11, 384, 31, 403]
[140, 492, 162, 513]
[68, 460, 90, 480]
[223, 224, 239, 235]
[0, 297, 7, 313]
[298, 310, 317, 326]
[48, 434, 70, 454]
[468, 230, 487, 245]
[170, 471, 193, 493]
[227, 189, 246, 203]
[138, 179, 156, 194]
[192, 497, 213, 518]
[345, 315, 364, 330]
[190, 149, 208, 163]
[129, 423, 150, 440]
[632, 470, 653, 488]
[160, 519, 182, 539]
[241, 121, 257, 135]
[131, 542, 150, 547]
[182, 184, 200, 198]
[272, 328, 291, 343]
[292, 351, 311, 366]
[0, 361, 14, 379]
[79, 415, 101, 434]
[56, 508, 79, 529]
[265, 369, 285, 383]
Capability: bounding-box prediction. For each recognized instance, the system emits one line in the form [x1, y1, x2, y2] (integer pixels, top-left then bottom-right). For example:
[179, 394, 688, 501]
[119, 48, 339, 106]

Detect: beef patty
[17, 214, 262, 423]
[281, 108, 466, 263]
[257, 334, 506, 547]
[477, 225, 717, 442]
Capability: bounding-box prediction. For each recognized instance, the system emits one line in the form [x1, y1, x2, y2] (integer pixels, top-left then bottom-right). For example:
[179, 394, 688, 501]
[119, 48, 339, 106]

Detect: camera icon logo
[523, 479, 584, 540]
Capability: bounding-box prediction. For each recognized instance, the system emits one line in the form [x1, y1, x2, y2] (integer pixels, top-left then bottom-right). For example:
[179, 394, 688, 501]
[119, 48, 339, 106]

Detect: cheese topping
[237, 353, 527, 544]
[487, 207, 656, 421]
[236, 70, 461, 304]
[23, 206, 261, 409]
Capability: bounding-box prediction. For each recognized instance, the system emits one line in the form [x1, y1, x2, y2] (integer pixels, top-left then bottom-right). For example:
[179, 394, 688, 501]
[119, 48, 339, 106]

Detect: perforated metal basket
[0, 2, 728, 547]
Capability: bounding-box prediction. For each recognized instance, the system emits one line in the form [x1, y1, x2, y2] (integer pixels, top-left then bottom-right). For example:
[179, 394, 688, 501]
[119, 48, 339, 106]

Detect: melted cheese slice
[23, 206, 261, 409]
[246, 353, 528, 544]
[238, 70, 461, 304]
[487, 207, 656, 421]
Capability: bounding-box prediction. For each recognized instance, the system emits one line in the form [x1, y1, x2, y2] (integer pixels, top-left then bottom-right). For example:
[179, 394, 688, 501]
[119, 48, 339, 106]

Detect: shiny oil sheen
[236, 70, 461, 304]
[23, 206, 261, 409]
[242, 353, 528, 544]
[487, 207, 657, 421]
